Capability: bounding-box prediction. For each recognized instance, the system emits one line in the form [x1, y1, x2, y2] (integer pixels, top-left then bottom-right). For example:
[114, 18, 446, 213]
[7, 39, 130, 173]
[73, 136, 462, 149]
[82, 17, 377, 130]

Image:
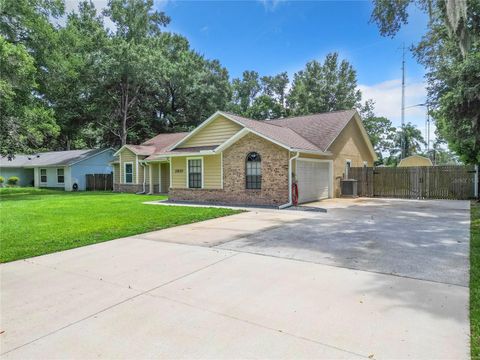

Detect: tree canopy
[370, 0, 479, 164]
[1, 0, 432, 167]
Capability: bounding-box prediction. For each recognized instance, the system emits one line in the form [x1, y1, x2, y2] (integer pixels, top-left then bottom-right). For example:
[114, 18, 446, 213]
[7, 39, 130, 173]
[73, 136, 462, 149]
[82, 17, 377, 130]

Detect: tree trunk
[121, 83, 129, 146]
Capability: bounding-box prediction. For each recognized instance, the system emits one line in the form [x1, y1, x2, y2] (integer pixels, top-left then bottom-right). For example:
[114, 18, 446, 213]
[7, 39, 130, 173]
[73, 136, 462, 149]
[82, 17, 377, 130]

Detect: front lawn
[472, 201, 480, 359]
[0, 188, 240, 263]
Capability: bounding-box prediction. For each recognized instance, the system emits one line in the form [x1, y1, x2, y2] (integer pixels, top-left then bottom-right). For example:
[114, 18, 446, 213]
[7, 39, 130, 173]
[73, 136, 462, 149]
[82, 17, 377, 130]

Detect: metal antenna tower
[401, 43, 406, 159]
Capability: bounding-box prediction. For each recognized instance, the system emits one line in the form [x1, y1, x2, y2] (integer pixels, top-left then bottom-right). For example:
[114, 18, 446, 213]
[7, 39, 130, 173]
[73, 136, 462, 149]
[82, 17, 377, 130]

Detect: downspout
[136, 161, 146, 194]
[279, 151, 300, 209]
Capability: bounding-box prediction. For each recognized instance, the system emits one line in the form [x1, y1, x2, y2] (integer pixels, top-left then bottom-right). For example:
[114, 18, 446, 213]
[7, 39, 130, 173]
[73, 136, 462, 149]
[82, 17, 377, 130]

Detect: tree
[359, 99, 396, 163]
[287, 52, 361, 115]
[92, 0, 170, 146]
[91, 0, 231, 146]
[229, 71, 262, 115]
[390, 122, 426, 160]
[370, 0, 480, 164]
[0, 37, 59, 156]
[228, 70, 288, 119]
[43, 1, 109, 150]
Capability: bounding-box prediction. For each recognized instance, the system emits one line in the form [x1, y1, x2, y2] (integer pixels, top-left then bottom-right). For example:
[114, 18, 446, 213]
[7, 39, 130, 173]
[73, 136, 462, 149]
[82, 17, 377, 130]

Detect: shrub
[7, 176, 19, 186]
[0, 176, 4, 184]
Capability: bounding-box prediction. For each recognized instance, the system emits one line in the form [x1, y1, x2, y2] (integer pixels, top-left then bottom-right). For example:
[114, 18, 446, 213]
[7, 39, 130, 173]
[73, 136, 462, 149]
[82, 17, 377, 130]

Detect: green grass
[0, 188, 240, 263]
[472, 201, 480, 359]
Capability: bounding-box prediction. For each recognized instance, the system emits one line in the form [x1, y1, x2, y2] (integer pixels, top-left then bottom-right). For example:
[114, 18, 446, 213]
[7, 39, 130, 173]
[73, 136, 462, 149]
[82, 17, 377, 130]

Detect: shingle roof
[123, 109, 363, 158]
[263, 109, 357, 152]
[125, 132, 189, 156]
[0, 149, 112, 167]
[223, 113, 321, 151]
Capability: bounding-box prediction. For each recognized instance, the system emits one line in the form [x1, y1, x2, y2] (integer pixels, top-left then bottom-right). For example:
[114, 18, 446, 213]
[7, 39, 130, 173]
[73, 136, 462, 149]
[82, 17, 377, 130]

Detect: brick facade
[169, 133, 290, 206]
[113, 184, 161, 193]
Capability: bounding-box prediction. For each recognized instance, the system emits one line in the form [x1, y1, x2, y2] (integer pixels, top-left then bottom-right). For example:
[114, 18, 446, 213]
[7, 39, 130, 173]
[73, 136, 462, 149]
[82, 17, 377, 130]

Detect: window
[124, 163, 133, 183]
[40, 169, 47, 183]
[57, 168, 64, 183]
[188, 159, 202, 188]
[246, 152, 261, 189]
[345, 160, 352, 179]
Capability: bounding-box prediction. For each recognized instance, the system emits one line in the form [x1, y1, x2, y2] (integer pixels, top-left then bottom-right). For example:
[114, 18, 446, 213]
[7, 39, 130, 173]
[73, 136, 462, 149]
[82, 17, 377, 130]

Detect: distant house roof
[398, 155, 433, 167]
[0, 149, 113, 168]
[115, 132, 189, 157]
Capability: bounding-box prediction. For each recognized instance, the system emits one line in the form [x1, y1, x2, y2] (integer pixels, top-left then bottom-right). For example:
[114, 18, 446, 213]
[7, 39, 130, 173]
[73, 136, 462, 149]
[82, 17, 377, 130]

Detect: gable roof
[122, 109, 377, 161]
[169, 110, 375, 160]
[264, 109, 357, 152]
[0, 149, 113, 168]
[115, 132, 189, 156]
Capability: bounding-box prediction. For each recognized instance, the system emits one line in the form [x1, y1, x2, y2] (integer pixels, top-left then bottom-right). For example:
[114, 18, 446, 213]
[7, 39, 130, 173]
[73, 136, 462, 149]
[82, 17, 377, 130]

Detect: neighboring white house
[0, 149, 115, 191]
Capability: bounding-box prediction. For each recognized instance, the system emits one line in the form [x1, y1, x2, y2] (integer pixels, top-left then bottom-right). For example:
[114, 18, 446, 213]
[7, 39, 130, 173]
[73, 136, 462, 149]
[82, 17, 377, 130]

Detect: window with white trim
[40, 169, 47, 183]
[188, 159, 202, 188]
[246, 152, 262, 189]
[124, 163, 133, 183]
[57, 168, 64, 183]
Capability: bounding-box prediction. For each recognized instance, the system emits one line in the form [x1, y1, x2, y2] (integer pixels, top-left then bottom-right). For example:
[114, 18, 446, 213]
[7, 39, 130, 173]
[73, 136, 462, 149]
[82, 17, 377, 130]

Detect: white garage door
[296, 160, 331, 204]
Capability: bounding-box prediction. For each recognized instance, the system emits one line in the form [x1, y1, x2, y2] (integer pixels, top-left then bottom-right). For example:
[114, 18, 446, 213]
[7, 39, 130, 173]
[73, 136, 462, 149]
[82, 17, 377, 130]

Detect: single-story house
[398, 155, 433, 167]
[113, 110, 376, 206]
[0, 149, 115, 191]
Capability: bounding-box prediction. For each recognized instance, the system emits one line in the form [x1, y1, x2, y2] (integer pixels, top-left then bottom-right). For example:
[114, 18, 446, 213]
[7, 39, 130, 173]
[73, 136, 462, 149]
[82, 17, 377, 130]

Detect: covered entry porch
[144, 161, 170, 194]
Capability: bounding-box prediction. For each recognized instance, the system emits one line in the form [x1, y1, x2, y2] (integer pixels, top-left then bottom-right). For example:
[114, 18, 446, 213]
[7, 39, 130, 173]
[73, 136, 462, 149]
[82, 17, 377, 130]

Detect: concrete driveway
[0, 199, 470, 359]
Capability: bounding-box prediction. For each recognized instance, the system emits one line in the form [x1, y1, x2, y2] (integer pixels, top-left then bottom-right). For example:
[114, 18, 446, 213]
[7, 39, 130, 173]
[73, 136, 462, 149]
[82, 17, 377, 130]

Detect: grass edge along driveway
[0, 188, 241, 263]
[472, 201, 480, 359]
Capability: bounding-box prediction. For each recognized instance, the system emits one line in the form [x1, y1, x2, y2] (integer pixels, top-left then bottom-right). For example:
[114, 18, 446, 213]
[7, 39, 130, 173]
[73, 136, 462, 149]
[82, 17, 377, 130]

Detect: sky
[64, 0, 432, 144]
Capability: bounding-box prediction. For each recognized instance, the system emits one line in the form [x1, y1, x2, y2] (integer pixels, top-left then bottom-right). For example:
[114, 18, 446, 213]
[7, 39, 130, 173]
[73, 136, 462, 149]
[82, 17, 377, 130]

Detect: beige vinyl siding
[150, 163, 160, 184]
[144, 163, 160, 185]
[120, 148, 137, 183]
[170, 155, 222, 189]
[171, 157, 187, 188]
[161, 163, 170, 192]
[178, 115, 242, 148]
[204, 154, 222, 189]
[113, 164, 120, 183]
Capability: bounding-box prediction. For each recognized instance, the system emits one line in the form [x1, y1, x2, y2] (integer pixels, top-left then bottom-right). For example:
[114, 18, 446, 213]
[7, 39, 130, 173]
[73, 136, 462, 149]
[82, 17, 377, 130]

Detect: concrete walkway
[0, 200, 470, 359]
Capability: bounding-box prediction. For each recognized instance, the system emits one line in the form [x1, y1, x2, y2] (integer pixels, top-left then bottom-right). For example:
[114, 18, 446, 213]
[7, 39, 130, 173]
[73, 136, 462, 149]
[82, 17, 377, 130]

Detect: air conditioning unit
[340, 179, 358, 197]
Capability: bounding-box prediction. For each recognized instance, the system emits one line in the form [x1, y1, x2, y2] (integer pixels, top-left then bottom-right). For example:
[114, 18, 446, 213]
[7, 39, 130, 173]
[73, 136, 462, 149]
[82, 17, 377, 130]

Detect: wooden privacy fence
[86, 173, 113, 191]
[349, 165, 478, 200]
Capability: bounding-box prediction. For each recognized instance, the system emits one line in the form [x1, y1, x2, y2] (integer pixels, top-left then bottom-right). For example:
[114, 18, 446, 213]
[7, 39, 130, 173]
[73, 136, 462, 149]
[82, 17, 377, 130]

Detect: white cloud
[58, 0, 169, 30]
[359, 78, 434, 144]
[258, 0, 284, 12]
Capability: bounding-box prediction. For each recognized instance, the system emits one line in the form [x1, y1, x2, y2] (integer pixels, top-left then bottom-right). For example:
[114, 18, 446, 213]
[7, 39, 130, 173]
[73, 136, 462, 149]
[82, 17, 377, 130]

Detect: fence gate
[86, 173, 113, 191]
[349, 165, 477, 200]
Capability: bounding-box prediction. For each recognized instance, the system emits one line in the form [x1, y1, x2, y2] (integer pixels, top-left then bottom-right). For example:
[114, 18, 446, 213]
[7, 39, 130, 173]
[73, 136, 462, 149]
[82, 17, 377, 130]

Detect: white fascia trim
[161, 151, 216, 158]
[279, 152, 300, 209]
[220, 152, 224, 189]
[353, 113, 378, 161]
[135, 155, 139, 184]
[214, 128, 250, 152]
[159, 163, 162, 193]
[169, 158, 172, 190]
[185, 156, 204, 189]
[292, 148, 332, 156]
[168, 111, 225, 150]
[114, 145, 130, 157]
[324, 111, 377, 161]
